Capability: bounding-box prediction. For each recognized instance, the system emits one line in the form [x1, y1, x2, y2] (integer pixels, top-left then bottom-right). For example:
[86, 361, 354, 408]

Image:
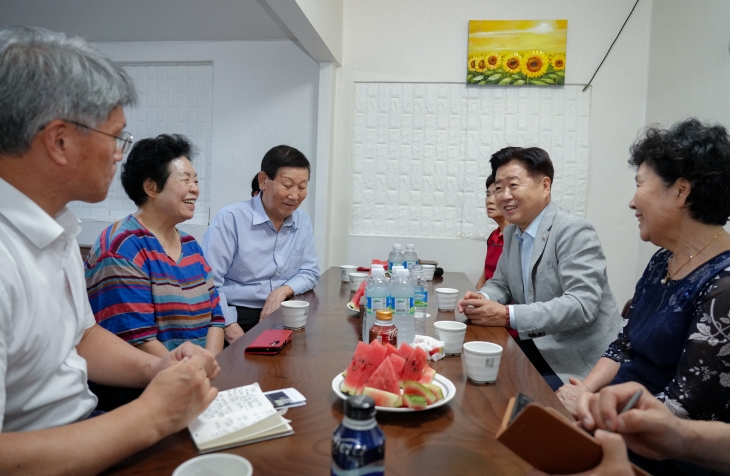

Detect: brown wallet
[496, 395, 650, 475]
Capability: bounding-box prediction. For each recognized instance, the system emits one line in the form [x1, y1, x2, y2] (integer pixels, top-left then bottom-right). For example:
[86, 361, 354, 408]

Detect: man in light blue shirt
[203, 146, 320, 343]
[458, 147, 621, 390]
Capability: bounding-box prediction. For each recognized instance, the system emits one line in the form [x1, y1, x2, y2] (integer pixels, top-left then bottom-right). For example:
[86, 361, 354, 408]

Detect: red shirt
[483, 228, 504, 280]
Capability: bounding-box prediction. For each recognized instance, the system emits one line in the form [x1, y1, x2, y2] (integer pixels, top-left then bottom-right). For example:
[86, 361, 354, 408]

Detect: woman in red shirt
[476, 174, 509, 289]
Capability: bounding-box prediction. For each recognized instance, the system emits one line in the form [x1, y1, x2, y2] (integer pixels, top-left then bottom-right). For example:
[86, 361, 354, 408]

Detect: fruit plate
[331, 372, 456, 412]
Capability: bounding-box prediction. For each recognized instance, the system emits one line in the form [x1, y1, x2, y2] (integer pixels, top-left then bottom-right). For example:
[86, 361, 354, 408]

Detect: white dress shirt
[481, 207, 547, 331]
[0, 177, 97, 432]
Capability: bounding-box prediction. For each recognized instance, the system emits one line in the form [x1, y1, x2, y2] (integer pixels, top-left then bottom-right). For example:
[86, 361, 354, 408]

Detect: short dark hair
[629, 118, 730, 225]
[261, 145, 310, 180]
[251, 173, 260, 197]
[122, 134, 194, 206]
[489, 146, 554, 185]
[485, 174, 495, 189]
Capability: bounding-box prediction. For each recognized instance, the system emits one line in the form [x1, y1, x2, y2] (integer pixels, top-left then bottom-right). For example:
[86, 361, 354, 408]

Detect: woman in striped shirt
[85, 134, 225, 358]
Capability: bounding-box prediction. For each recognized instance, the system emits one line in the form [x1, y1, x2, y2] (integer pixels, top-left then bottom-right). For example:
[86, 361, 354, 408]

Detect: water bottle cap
[372, 264, 384, 269]
[371, 268, 385, 277]
[406, 244, 414, 250]
[393, 244, 402, 251]
[344, 395, 377, 419]
[396, 268, 409, 277]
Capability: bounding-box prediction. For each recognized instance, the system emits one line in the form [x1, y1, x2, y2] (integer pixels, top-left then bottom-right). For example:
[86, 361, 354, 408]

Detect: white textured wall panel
[351, 83, 591, 239]
[69, 63, 214, 226]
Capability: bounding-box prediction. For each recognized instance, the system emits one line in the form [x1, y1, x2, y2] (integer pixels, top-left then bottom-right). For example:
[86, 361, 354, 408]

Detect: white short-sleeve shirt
[0, 177, 97, 432]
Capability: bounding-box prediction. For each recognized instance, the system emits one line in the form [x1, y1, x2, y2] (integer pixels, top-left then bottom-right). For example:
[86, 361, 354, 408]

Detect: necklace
[661, 229, 725, 285]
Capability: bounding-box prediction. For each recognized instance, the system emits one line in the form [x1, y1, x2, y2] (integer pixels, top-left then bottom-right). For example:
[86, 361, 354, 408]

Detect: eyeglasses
[67, 121, 134, 154]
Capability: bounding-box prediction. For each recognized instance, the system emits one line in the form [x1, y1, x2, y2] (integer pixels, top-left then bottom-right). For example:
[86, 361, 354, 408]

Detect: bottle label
[393, 297, 414, 314]
[414, 290, 428, 307]
[388, 261, 394, 272]
[332, 427, 385, 475]
[405, 260, 417, 269]
[366, 297, 388, 314]
[331, 462, 385, 476]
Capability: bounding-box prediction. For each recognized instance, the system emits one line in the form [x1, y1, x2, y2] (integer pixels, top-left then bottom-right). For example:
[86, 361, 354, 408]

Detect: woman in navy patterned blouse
[557, 119, 730, 431]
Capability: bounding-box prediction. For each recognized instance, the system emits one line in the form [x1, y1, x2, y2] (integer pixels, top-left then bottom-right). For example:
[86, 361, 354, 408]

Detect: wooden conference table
[103, 268, 570, 475]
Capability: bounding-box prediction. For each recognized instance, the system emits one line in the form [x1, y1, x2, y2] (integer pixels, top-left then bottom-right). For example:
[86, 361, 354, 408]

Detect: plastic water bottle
[403, 244, 418, 269]
[412, 265, 428, 336]
[391, 268, 415, 346]
[388, 244, 404, 273]
[331, 395, 385, 476]
[363, 268, 389, 342]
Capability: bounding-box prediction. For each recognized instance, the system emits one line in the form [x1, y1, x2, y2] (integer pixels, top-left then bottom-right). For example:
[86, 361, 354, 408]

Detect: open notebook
[188, 383, 294, 454]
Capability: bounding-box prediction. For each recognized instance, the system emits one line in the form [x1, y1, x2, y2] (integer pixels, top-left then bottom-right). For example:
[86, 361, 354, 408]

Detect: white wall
[638, 0, 730, 271]
[77, 40, 320, 246]
[327, 0, 652, 305]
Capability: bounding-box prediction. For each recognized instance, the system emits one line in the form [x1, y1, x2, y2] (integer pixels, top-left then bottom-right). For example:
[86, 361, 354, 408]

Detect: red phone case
[244, 329, 293, 355]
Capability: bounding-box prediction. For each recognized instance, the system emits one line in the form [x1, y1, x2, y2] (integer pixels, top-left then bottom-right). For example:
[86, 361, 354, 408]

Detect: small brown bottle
[369, 309, 398, 346]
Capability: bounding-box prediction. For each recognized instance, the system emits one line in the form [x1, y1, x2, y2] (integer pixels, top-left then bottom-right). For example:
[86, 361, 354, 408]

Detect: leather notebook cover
[496, 397, 649, 475]
[244, 329, 292, 355]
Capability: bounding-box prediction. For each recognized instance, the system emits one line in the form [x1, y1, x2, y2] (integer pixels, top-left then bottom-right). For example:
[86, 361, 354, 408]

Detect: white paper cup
[462, 341, 503, 384]
[434, 321, 467, 355]
[281, 300, 309, 329]
[434, 287, 459, 311]
[173, 454, 253, 476]
[349, 272, 369, 292]
[421, 264, 436, 281]
[340, 265, 358, 282]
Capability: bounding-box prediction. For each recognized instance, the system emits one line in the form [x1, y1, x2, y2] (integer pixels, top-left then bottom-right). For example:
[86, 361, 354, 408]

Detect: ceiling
[0, 0, 292, 42]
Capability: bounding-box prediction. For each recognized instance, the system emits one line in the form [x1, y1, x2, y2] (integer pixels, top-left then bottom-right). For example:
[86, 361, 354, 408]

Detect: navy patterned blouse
[605, 248, 730, 422]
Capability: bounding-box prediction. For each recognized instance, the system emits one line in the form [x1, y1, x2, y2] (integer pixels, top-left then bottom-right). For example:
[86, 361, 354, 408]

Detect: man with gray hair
[0, 27, 220, 474]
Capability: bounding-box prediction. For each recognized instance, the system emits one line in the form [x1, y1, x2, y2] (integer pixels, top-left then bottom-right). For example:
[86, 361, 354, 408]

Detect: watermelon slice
[388, 354, 406, 377]
[384, 343, 398, 357]
[399, 346, 428, 383]
[355, 342, 388, 394]
[424, 383, 444, 401]
[402, 394, 428, 410]
[418, 366, 436, 385]
[362, 387, 401, 408]
[395, 342, 414, 360]
[341, 342, 371, 395]
[403, 381, 437, 405]
[365, 357, 400, 395]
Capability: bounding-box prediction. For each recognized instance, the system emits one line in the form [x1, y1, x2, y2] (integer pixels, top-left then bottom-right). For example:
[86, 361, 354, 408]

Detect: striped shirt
[85, 215, 225, 350]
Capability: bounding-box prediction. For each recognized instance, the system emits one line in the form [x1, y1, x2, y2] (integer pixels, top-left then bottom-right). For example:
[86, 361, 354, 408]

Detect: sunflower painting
[467, 20, 567, 86]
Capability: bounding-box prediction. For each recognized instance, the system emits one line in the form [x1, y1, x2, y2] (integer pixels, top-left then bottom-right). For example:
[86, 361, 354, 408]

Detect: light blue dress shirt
[481, 207, 546, 332]
[202, 195, 320, 325]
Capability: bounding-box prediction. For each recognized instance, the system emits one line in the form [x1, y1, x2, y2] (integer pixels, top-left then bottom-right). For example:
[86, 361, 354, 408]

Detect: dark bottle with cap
[331, 395, 385, 476]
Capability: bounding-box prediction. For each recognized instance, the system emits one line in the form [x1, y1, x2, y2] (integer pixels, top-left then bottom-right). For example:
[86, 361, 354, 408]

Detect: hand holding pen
[575, 382, 691, 461]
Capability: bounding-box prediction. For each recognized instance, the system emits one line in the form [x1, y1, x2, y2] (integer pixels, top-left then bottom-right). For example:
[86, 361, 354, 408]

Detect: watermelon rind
[403, 380, 437, 405]
[424, 383, 444, 401]
[362, 387, 401, 408]
[402, 394, 428, 410]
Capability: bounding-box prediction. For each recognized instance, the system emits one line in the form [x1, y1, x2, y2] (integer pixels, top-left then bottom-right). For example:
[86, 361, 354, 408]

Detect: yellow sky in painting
[468, 20, 567, 55]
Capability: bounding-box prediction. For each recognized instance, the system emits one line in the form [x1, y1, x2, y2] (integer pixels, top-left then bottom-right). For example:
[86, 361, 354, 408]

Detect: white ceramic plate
[331, 372, 455, 412]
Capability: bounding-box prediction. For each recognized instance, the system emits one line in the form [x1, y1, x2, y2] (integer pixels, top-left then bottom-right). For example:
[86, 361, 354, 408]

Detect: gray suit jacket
[479, 202, 622, 383]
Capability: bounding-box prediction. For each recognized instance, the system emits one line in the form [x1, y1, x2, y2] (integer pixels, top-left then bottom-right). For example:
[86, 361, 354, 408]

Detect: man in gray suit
[458, 147, 622, 390]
